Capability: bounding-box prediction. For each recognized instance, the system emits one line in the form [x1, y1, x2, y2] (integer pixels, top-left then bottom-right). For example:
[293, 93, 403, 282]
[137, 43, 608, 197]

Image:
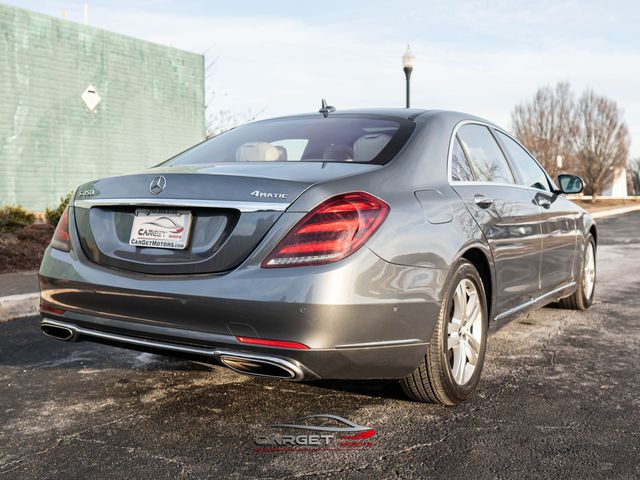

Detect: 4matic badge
[250, 190, 288, 199]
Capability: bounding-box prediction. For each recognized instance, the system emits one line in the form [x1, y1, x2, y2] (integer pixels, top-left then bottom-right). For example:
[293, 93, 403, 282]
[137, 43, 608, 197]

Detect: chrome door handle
[474, 194, 494, 208]
[538, 197, 552, 209]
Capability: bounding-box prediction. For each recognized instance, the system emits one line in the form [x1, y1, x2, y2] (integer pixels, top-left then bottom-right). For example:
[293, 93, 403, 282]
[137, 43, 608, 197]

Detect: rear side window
[167, 116, 414, 166]
[451, 137, 475, 181]
[457, 125, 514, 184]
[495, 131, 550, 191]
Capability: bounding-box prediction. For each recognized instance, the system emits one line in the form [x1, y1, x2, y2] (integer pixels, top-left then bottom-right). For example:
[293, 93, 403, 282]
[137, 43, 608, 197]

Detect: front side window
[495, 131, 550, 191]
[166, 116, 414, 166]
[457, 124, 514, 184]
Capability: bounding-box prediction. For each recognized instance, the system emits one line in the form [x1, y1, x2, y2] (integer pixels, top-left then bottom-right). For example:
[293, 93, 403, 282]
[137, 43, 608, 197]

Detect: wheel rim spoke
[448, 319, 461, 336]
[465, 335, 480, 364]
[463, 362, 475, 384]
[454, 283, 466, 321]
[452, 341, 466, 384]
[465, 296, 479, 328]
[583, 243, 595, 298]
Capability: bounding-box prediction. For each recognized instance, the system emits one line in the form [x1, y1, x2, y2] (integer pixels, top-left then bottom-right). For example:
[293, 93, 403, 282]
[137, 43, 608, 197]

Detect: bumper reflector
[235, 336, 310, 350]
[40, 304, 66, 315]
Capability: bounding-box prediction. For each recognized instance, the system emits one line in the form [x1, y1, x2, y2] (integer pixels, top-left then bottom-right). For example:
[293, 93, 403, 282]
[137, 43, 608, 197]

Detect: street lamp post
[402, 45, 415, 108]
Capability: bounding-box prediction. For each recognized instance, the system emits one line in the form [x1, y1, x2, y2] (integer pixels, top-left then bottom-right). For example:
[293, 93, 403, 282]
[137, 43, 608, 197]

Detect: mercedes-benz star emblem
[149, 176, 167, 195]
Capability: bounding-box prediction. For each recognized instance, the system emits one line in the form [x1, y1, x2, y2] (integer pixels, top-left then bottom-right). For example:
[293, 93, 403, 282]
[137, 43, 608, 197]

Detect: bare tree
[206, 108, 261, 138]
[572, 91, 630, 197]
[629, 158, 640, 195]
[203, 51, 263, 138]
[511, 82, 576, 178]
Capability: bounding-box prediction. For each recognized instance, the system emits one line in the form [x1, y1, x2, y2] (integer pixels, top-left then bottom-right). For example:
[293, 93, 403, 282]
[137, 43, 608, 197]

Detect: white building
[601, 166, 628, 197]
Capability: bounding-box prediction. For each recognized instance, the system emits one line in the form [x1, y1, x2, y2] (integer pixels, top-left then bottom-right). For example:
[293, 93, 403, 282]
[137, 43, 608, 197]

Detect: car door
[450, 124, 543, 315]
[493, 130, 578, 293]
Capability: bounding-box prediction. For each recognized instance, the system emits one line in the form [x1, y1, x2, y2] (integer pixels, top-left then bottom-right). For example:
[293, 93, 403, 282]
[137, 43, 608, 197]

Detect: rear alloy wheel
[401, 260, 488, 404]
[558, 234, 596, 310]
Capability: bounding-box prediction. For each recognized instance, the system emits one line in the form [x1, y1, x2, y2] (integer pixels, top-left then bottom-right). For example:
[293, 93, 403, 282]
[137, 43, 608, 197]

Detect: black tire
[558, 234, 596, 310]
[400, 259, 488, 405]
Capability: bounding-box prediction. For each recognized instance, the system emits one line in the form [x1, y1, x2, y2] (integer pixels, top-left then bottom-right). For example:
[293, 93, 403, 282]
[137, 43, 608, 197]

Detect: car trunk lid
[73, 162, 380, 274]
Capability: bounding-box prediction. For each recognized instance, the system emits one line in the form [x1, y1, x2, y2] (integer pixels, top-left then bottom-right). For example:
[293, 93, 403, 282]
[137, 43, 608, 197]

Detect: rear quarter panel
[283, 112, 495, 304]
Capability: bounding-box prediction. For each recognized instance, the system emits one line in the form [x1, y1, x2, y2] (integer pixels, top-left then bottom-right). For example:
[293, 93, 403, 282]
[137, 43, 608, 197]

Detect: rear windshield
[166, 115, 415, 166]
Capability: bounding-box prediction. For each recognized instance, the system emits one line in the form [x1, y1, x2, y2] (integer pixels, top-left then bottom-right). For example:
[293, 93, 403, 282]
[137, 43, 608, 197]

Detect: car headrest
[273, 145, 288, 161]
[353, 133, 392, 162]
[236, 142, 283, 162]
[323, 144, 353, 162]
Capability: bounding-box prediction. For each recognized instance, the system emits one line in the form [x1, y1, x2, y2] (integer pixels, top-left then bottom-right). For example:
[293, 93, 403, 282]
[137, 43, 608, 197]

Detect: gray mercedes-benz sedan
[39, 108, 596, 404]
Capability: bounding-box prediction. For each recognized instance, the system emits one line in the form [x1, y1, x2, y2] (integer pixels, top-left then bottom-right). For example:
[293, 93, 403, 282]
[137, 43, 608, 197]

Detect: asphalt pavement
[0, 270, 38, 297]
[0, 212, 639, 479]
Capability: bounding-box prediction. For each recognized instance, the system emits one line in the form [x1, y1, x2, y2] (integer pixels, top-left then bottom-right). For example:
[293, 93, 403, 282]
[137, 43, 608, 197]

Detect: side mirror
[557, 174, 584, 194]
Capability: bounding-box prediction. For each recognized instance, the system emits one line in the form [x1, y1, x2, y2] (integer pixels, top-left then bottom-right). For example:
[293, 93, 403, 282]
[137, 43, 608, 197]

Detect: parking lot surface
[1, 212, 639, 479]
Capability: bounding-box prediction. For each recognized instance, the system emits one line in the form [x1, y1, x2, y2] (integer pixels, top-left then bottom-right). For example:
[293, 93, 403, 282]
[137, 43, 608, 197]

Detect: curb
[0, 292, 39, 323]
[590, 205, 640, 219]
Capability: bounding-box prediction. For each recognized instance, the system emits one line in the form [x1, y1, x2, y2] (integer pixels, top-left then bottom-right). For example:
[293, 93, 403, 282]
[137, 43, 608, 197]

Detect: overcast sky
[6, 0, 640, 157]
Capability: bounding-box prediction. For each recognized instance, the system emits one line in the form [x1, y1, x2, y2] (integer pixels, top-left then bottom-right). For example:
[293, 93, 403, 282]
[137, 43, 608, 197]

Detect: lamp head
[402, 44, 415, 70]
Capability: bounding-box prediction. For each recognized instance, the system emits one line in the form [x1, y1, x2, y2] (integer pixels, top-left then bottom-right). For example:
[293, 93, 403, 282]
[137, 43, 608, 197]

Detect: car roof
[263, 108, 498, 127]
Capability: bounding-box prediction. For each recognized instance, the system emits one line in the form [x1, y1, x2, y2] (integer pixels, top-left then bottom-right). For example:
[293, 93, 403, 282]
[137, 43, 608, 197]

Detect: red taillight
[235, 336, 310, 350]
[50, 206, 71, 252]
[262, 192, 389, 268]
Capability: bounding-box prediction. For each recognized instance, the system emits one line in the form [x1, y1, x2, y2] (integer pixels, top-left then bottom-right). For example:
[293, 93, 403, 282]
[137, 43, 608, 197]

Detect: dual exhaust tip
[41, 323, 76, 342]
[40, 320, 302, 380]
[218, 355, 296, 379]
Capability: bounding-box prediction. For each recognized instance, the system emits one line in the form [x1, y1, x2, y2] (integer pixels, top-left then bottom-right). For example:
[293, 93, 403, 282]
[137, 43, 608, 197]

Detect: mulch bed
[0, 223, 54, 273]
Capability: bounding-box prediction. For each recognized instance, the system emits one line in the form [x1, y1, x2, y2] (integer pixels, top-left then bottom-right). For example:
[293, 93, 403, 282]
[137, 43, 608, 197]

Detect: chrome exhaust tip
[38, 318, 312, 380]
[219, 355, 299, 380]
[41, 320, 76, 341]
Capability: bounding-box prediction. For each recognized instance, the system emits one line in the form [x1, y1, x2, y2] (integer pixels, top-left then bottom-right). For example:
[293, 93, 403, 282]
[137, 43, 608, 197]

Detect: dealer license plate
[129, 209, 192, 250]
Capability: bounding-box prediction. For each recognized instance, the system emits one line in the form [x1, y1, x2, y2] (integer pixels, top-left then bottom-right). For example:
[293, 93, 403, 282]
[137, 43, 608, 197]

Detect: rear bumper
[39, 243, 447, 379]
[40, 316, 430, 380]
